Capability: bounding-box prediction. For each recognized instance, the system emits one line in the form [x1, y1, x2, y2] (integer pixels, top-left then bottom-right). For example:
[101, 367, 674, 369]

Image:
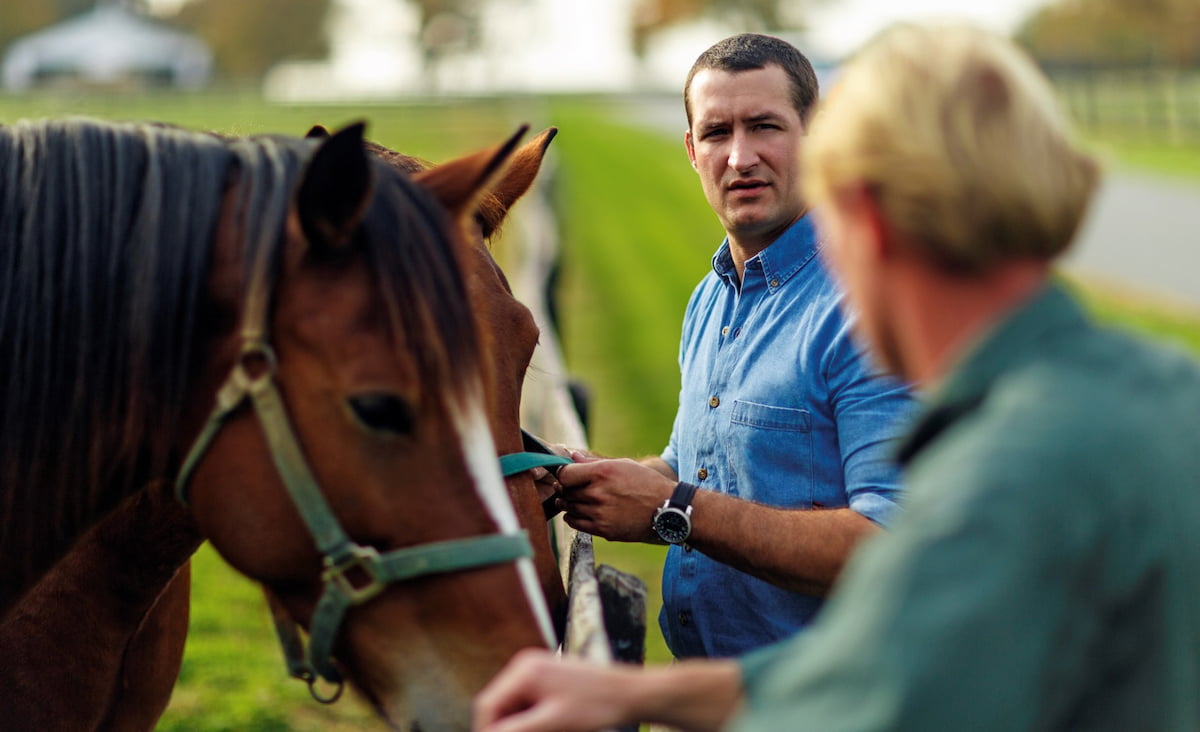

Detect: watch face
[654, 508, 691, 544]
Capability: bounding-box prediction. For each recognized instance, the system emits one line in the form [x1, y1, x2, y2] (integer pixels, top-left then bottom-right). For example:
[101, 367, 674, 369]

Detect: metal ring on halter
[305, 671, 345, 704]
[233, 340, 278, 391]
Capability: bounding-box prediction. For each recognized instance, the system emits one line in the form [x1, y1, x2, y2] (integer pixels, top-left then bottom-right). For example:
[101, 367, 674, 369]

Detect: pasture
[1, 91, 1197, 730]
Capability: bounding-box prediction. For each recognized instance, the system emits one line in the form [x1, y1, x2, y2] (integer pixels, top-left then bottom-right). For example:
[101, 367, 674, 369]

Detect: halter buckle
[322, 544, 386, 605]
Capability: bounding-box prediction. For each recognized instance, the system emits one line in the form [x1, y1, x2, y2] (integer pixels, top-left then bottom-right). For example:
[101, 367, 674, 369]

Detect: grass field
[3, 90, 1197, 729]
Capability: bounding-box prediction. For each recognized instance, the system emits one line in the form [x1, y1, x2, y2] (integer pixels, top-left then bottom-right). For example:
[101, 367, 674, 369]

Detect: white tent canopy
[3, 4, 211, 90]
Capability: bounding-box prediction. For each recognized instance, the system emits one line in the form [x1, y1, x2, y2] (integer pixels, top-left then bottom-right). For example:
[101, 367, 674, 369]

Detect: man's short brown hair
[684, 33, 819, 128]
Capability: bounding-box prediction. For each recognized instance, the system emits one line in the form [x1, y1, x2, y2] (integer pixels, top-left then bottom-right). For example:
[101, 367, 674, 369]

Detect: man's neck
[897, 260, 1050, 388]
[727, 214, 803, 282]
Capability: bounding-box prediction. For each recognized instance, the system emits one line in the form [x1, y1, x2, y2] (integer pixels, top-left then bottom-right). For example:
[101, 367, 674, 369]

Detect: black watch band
[669, 481, 699, 510]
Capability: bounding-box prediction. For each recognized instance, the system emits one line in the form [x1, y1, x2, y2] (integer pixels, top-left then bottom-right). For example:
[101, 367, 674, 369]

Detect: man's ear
[685, 129, 697, 170]
[859, 185, 896, 261]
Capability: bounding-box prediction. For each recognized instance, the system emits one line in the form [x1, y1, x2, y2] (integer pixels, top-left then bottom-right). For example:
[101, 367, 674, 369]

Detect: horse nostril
[348, 393, 416, 436]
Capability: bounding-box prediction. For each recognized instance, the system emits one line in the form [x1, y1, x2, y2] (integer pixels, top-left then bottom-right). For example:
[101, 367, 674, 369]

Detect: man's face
[685, 64, 806, 252]
[817, 187, 907, 379]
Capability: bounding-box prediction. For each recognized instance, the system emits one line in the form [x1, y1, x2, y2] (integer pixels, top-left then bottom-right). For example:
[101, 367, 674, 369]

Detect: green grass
[1065, 276, 1200, 355]
[1084, 132, 1200, 182]
[162, 546, 382, 731]
[4, 90, 1197, 726]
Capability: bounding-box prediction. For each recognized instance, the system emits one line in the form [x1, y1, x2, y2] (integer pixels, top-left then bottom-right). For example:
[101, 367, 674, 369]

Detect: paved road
[616, 94, 1200, 311]
[1067, 172, 1200, 309]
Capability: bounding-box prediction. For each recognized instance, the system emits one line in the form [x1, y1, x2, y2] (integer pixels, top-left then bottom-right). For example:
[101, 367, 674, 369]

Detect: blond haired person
[473, 22, 1200, 732]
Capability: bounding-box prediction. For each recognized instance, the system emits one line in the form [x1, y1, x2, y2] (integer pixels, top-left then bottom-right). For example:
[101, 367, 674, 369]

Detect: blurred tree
[172, 0, 332, 80]
[0, 1, 93, 55]
[1018, 0, 1200, 68]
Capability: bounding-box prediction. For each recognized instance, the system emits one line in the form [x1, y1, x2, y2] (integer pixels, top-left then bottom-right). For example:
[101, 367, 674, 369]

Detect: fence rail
[1052, 68, 1200, 143]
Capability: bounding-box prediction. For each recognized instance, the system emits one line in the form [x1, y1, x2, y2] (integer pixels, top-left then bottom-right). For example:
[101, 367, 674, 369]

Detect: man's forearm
[633, 660, 744, 732]
[688, 491, 879, 595]
[473, 650, 742, 732]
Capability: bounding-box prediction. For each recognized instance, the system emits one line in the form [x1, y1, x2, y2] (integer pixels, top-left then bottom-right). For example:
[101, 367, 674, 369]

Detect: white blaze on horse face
[454, 391, 557, 648]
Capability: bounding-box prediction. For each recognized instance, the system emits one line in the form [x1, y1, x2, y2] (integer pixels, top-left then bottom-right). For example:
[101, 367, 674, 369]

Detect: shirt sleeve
[729, 424, 1104, 732]
[822, 314, 916, 528]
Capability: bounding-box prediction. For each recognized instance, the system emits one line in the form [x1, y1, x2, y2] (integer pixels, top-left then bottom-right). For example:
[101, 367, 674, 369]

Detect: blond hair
[805, 23, 1099, 274]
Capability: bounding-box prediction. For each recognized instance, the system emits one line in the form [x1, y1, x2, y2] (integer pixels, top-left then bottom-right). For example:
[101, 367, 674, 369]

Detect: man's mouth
[728, 179, 768, 195]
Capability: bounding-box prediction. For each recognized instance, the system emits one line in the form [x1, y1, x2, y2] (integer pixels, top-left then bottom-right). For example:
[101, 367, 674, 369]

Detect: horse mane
[0, 118, 481, 607]
[362, 138, 509, 240]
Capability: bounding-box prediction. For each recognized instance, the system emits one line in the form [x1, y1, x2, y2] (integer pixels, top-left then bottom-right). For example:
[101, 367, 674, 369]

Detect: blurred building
[263, 0, 833, 101]
[266, 0, 652, 100]
[2, 1, 211, 91]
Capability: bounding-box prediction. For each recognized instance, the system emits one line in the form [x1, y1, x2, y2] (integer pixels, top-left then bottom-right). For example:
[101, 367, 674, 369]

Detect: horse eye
[348, 393, 416, 436]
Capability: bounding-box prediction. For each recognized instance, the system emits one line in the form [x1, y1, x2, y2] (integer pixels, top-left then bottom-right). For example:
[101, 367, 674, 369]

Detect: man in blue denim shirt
[551, 34, 913, 658]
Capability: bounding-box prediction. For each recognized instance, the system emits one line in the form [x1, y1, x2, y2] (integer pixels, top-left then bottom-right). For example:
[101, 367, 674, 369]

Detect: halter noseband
[173, 234, 556, 701]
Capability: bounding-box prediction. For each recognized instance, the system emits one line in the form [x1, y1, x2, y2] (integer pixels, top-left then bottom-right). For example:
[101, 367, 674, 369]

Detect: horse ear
[296, 121, 373, 253]
[490, 127, 556, 212]
[413, 125, 529, 221]
[305, 124, 331, 139]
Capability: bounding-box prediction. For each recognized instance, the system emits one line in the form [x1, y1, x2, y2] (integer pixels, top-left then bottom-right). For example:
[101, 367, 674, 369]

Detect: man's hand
[527, 444, 591, 504]
[472, 649, 642, 732]
[555, 454, 677, 542]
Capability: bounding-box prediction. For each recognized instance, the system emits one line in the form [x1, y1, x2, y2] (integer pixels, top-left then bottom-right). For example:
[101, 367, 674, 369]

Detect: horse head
[180, 124, 556, 729]
[309, 121, 570, 635]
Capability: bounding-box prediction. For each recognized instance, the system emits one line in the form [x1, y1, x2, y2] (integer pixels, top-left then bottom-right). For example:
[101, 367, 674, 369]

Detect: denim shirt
[660, 216, 914, 658]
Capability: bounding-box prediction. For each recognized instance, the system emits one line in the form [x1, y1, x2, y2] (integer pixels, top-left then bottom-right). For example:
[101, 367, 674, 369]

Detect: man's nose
[727, 129, 758, 172]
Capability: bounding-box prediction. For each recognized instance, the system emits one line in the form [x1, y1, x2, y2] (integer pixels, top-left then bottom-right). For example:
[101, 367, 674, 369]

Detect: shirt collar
[711, 216, 820, 291]
[896, 282, 1088, 465]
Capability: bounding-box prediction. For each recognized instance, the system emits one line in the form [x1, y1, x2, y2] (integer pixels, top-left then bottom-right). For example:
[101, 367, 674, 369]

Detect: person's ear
[685, 129, 698, 170]
[858, 185, 896, 262]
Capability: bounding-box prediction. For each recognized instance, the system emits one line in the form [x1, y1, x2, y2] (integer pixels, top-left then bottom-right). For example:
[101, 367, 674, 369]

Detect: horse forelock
[359, 160, 484, 399]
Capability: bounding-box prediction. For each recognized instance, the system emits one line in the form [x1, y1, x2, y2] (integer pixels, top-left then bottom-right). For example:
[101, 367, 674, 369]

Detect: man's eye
[348, 393, 416, 436]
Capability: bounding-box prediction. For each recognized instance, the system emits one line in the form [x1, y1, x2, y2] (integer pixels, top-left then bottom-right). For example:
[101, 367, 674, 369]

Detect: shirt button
[697, 468, 708, 480]
[678, 611, 691, 626]
[721, 326, 729, 336]
[683, 544, 693, 553]
[708, 396, 720, 408]
[769, 278, 780, 288]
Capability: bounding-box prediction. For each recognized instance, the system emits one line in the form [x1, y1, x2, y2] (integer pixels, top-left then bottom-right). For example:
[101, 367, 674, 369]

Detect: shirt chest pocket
[725, 400, 814, 506]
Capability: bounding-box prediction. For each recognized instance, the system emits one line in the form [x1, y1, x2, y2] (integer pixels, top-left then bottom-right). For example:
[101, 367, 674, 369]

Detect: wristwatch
[652, 482, 698, 544]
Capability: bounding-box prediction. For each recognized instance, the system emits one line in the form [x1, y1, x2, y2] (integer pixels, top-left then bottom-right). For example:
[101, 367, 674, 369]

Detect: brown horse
[0, 119, 562, 730]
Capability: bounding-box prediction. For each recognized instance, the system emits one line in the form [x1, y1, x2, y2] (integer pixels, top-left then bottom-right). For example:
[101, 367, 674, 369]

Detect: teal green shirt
[732, 284, 1200, 731]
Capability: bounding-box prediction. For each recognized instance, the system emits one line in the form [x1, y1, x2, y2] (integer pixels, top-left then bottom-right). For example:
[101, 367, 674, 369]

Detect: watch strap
[669, 481, 698, 510]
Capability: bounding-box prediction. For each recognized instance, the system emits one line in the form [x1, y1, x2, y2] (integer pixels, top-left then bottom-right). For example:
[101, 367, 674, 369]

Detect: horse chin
[341, 581, 548, 732]
[351, 636, 477, 732]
